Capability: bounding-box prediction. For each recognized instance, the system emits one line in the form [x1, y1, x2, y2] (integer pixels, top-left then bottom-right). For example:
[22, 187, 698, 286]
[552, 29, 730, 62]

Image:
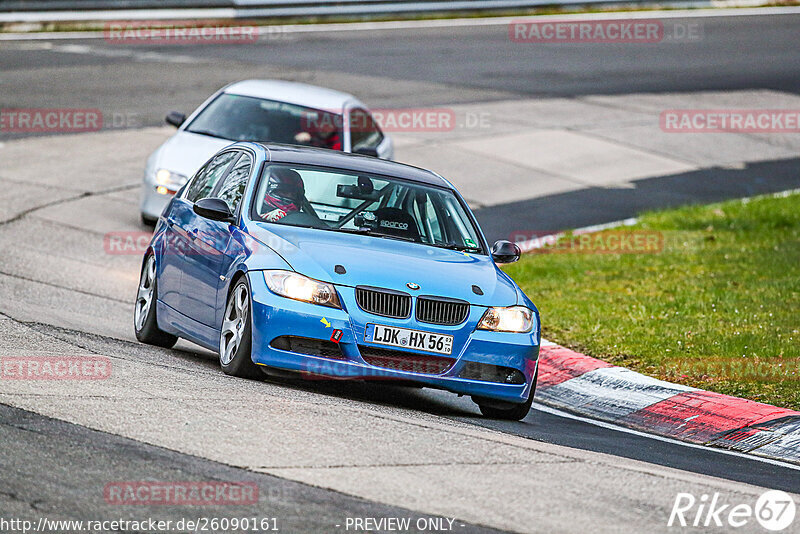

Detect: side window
[185, 151, 237, 203]
[184, 162, 207, 197]
[215, 153, 252, 212]
[348, 108, 383, 151]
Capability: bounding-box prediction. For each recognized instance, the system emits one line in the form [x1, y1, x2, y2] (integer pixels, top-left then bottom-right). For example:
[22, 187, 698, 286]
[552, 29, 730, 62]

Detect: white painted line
[758, 188, 800, 200]
[48, 42, 201, 63]
[516, 217, 638, 253]
[534, 402, 800, 472]
[517, 188, 800, 254]
[2, 5, 800, 40]
[569, 218, 639, 235]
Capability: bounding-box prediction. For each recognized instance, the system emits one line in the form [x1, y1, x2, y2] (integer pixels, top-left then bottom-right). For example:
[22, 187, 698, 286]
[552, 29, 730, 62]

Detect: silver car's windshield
[186, 93, 343, 151]
[250, 164, 484, 253]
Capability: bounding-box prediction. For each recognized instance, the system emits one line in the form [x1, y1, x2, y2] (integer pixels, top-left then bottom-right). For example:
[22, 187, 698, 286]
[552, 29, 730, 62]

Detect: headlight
[264, 270, 341, 308]
[154, 169, 188, 193]
[477, 306, 534, 333]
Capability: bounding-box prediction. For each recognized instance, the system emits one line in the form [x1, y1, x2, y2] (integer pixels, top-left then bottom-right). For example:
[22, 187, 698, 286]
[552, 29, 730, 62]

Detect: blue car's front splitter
[247, 273, 539, 405]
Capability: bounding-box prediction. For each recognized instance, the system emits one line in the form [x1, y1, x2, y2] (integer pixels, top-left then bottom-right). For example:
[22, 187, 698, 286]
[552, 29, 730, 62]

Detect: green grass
[504, 191, 800, 409]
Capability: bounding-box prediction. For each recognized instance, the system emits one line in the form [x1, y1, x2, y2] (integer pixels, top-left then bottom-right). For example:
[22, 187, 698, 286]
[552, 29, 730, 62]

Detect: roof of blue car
[256, 143, 450, 188]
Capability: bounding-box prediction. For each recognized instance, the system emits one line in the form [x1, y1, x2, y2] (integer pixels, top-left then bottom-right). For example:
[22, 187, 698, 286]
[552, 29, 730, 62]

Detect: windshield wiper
[432, 242, 482, 253]
[188, 129, 229, 140]
[378, 234, 416, 242]
[328, 227, 372, 234]
[325, 227, 416, 242]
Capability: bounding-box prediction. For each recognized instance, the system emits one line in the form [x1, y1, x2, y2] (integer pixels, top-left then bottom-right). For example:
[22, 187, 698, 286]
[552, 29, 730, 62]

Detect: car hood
[155, 131, 234, 178]
[246, 223, 519, 306]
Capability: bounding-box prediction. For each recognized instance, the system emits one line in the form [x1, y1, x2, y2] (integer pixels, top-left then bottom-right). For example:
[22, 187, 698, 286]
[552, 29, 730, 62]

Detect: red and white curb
[535, 340, 800, 465]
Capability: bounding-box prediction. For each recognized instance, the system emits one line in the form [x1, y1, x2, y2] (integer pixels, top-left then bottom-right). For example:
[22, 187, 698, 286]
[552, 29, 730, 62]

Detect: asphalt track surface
[1, 10, 800, 533]
[0, 403, 502, 533]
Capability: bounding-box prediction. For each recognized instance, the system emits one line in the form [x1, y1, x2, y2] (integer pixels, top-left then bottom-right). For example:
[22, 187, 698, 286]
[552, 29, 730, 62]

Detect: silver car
[140, 79, 394, 224]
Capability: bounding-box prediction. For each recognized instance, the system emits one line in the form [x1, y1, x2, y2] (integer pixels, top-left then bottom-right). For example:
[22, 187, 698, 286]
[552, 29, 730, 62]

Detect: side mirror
[353, 146, 379, 157]
[491, 240, 521, 264]
[193, 198, 234, 223]
[165, 111, 186, 128]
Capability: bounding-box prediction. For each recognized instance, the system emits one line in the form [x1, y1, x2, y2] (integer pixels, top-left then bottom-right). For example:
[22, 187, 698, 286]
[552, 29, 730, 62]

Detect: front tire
[141, 213, 157, 227]
[134, 254, 178, 348]
[474, 369, 537, 421]
[219, 279, 261, 378]
[476, 393, 534, 421]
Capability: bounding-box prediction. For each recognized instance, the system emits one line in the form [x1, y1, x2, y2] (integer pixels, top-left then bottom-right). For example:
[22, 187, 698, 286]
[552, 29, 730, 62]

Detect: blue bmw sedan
[134, 142, 540, 420]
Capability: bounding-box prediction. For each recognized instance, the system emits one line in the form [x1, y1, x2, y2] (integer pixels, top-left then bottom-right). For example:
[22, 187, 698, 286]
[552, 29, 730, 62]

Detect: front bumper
[248, 272, 539, 404]
[140, 181, 175, 220]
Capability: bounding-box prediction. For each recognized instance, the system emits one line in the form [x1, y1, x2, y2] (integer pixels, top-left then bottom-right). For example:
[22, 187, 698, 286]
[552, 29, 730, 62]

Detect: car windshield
[251, 164, 485, 253]
[185, 93, 343, 151]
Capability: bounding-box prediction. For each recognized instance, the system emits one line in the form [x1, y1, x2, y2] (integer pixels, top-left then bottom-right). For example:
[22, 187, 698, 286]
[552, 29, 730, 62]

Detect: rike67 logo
[669, 490, 796, 531]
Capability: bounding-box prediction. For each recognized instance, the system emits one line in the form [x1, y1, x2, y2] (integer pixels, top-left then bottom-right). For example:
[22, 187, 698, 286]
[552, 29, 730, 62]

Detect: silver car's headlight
[264, 270, 341, 309]
[154, 169, 188, 193]
[477, 306, 534, 333]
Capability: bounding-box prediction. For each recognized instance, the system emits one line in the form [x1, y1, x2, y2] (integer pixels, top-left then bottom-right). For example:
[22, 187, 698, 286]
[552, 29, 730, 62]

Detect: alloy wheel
[134, 255, 156, 332]
[220, 283, 249, 365]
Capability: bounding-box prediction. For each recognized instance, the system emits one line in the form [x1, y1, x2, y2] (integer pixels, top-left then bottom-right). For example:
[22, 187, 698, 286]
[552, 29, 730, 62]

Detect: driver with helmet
[262, 167, 305, 222]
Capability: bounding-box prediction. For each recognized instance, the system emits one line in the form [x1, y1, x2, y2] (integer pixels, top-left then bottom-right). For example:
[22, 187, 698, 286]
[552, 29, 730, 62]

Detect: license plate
[364, 324, 453, 355]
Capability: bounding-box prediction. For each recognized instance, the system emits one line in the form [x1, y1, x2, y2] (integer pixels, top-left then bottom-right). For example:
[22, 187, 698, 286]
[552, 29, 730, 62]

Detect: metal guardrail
[1, 1, 232, 9]
[0, 0, 640, 9]
[0, 0, 662, 22]
[0, 0, 723, 25]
